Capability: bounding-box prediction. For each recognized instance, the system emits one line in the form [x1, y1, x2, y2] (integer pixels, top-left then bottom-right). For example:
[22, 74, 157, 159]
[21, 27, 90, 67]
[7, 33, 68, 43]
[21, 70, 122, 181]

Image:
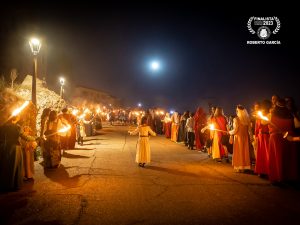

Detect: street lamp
[29, 38, 41, 105]
[59, 77, 65, 99]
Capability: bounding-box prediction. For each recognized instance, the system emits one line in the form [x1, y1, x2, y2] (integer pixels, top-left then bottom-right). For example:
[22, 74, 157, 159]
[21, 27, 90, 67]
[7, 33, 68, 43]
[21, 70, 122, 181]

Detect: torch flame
[83, 108, 90, 114]
[257, 111, 269, 121]
[209, 124, 215, 130]
[72, 109, 79, 116]
[58, 124, 71, 133]
[78, 113, 86, 119]
[12, 101, 30, 117]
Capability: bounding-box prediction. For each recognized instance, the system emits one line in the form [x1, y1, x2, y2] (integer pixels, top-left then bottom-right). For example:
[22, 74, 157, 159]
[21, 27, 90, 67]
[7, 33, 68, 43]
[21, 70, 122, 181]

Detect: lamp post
[59, 77, 65, 99]
[29, 38, 41, 105]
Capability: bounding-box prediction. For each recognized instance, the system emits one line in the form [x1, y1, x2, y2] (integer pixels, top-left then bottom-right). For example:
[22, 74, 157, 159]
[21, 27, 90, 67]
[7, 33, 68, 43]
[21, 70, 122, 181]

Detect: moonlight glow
[150, 61, 160, 71]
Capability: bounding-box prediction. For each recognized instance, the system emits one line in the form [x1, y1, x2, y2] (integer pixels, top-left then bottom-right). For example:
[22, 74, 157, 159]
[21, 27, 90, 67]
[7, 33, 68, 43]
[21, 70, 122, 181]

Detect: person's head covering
[49, 110, 58, 122]
[141, 116, 147, 125]
[62, 108, 68, 113]
[236, 105, 250, 125]
[272, 98, 293, 119]
[214, 107, 224, 117]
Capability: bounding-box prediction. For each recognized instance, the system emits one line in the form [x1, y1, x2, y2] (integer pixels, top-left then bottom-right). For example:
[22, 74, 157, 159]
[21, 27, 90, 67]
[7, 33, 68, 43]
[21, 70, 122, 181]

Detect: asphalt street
[1, 123, 300, 225]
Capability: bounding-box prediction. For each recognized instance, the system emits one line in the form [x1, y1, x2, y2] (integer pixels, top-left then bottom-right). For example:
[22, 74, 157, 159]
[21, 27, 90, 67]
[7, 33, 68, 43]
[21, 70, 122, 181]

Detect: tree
[10, 68, 17, 89]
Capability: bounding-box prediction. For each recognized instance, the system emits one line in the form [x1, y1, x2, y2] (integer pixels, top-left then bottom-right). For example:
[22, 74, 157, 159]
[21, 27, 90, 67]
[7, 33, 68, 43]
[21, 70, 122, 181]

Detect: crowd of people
[141, 95, 300, 186]
[0, 114, 37, 191]
[0, 106, 102, 191]
[1, 94, 300, 191]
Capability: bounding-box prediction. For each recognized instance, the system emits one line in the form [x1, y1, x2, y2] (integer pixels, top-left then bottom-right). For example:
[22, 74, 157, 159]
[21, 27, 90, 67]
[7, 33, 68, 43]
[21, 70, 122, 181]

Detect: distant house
[71, 86, 121, 107]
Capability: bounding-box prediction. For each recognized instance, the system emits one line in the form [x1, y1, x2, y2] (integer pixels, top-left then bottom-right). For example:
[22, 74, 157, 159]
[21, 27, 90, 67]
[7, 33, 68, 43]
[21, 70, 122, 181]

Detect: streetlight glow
[29, 38, 41, 55]
[31, 38, 40, 45]
[60, 77, 65, 86]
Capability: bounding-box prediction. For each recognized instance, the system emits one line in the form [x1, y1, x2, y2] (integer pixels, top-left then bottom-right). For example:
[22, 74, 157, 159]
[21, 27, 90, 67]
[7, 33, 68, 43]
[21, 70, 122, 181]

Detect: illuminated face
[272, 96, 278, 105]
[254, 104, 260, 111]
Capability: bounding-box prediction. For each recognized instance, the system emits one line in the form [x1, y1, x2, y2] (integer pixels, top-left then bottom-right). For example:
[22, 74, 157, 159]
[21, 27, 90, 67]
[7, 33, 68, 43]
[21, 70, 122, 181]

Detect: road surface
[1, 123, 300, 225]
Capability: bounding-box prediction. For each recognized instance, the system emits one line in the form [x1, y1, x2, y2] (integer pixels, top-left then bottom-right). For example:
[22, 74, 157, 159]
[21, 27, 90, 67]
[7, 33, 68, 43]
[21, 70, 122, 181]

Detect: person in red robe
[194, 107, 207, 150]
[163, 113, 171, 138]
[254, 100, 271, 176]
[268, 99, 298, 184]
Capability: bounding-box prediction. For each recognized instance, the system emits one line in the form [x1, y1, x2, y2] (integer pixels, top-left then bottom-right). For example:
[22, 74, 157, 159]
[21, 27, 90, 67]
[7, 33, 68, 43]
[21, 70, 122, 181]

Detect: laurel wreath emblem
[247, 17, 255, 34]
[273, 17, 281, 34]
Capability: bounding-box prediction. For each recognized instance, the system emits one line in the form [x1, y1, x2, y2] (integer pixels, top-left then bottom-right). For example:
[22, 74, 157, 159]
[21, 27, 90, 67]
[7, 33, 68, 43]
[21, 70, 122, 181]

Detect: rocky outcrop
[15, 75, 67, 135]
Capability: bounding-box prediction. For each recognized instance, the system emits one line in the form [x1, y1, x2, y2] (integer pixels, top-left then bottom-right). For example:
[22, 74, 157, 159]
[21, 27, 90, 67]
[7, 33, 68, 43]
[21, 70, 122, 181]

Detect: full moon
[150, 61, 160, 70]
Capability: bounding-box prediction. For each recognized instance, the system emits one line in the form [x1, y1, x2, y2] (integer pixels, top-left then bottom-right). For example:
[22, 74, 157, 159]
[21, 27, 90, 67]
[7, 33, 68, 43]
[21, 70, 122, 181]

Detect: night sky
[0, 3, 299, 114]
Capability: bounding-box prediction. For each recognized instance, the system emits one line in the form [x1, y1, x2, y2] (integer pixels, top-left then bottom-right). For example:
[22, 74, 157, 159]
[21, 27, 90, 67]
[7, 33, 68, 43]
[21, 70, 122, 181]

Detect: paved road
[1, 124, 300, 225]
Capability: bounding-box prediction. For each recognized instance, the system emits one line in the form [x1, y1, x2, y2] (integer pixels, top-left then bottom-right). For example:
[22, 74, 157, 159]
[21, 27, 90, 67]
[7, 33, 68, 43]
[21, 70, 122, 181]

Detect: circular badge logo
[257, 26, 271, 40]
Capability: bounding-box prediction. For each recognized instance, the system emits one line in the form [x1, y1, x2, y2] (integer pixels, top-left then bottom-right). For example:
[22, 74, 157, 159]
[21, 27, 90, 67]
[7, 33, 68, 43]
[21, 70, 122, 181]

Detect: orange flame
[58, 124, 71, 133]
[257, 111, 269, 121]
[12, 101, 30, 117]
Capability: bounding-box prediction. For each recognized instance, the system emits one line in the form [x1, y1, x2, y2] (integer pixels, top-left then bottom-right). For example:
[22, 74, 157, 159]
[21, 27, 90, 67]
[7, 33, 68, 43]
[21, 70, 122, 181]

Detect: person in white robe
[129, 116, 156, 167]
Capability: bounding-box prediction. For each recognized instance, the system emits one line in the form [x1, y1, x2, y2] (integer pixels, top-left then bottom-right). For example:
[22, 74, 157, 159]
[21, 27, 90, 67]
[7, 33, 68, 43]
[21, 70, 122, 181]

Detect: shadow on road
[0, 181, 36, 224]
[62, 152, 90, 159]
[145, 165, 199, 178]
[21, 220, 63, 225]
[44, 165, 82, 187]
[73, 147, 95, 150]
[83, 138, 104, 141]
[83, 143, 99, 146]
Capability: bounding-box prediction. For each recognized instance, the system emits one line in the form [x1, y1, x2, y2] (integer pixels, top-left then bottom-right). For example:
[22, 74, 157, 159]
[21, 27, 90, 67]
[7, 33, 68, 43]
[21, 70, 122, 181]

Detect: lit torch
[72, 109, 79, 116]
[44, 124, 71, 139]
[11, 101, 30, 117]
[58, 124, 71, 134]
[257, 111, 287, 137]
[84, 108, 90, 114]
[78, 113, 86, 119]
[257, 111, 269, 121]
[208, 123, 227, 133]
[209, 123, 215, 131]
